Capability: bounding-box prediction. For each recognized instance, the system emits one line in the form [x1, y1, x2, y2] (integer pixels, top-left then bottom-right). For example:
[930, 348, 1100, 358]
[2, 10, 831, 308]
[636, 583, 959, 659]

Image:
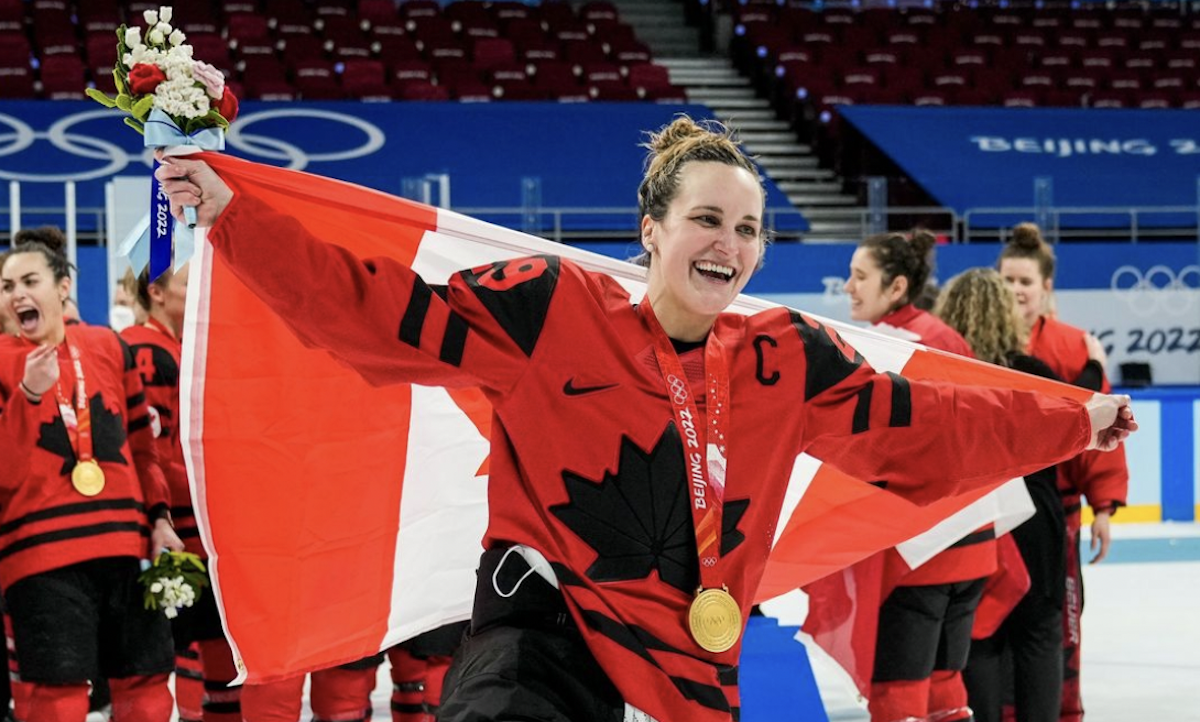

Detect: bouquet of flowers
[86, 5, 239, 278]
[85, 6, 239, 136]
[138, 550, 210, 619]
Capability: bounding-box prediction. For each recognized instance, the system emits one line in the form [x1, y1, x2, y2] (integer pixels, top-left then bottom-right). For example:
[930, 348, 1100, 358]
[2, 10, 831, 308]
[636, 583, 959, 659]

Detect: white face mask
[109, 304, 137, 332]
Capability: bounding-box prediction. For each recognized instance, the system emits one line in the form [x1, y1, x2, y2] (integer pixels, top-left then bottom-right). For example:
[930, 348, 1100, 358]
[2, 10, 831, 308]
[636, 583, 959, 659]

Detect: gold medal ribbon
[639, 301, 741, 654]
[55, 328, 105, 497]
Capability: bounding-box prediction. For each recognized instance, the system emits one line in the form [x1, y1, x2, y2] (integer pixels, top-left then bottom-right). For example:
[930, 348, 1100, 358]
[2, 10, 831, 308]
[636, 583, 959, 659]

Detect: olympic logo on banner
[0, 108, 387, 182]
[226, 108, 385, 170]
[0, 109, 134, 182]
[1109, 264, 1199, 316]
[667, 374, 689, 405]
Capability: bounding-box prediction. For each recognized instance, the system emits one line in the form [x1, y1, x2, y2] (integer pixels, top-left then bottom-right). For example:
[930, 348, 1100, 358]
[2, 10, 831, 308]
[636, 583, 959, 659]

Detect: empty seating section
[729, 0, 1200, 123]
[1, 0, 682, 102]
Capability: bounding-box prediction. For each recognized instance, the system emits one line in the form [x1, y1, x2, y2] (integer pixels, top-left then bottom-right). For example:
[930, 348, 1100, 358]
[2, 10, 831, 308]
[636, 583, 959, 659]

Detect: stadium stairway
[608, 0, 861, 240]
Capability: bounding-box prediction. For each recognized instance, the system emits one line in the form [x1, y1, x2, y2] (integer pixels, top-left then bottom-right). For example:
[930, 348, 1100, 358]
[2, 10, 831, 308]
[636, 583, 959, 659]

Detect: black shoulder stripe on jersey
[852, 383, 873, 435]
[128, 414, 151, 433]
[170, 506, 195, 520]
[398, 281, 433, 349]
[718, 666, 738, 686]
[439, 311, 468, 367]
[788, 311, 864, 401]
[673, 675, 732, 713]
[120, 336, 135, 371]
[177, 528, 201, 540]
[549, 562, 586, 587]
[886, 372, 912, 427]
[949, 527, 997, 548]
[126, 392, 146, 409]
[460, 255, 559, 358]
[580, 610, 733, 713]
[0, 498, 146, 537]
[0, 521, 147, 561]
[430, 284, 449, 301]
[399, 282, 468, 368]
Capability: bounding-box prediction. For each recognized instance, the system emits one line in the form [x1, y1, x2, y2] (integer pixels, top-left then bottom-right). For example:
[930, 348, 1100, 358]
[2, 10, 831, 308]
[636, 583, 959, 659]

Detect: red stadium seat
[389, 58, 433, 84]
[341, 58, 389, 99]
[292, 59, 343, 99]
[40, 55, 86, 98]
[226, 13, 272, 46]
[472, 38, 516, 70]
[399, 0, 441, 21]
[0, 66, 35, 98]
[912, 89, 949, 106]
[580, 2, 619, 23]
[394, 79, 448, 101]
[358, 0, 398, 27]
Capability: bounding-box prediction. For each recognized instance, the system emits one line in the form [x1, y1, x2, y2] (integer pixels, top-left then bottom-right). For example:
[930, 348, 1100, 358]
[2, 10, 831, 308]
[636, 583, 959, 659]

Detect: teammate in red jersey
[842, 231, 991, 722]
[0, 228, 182, 722]
[121, 264, 244, 722]
[154, 117, 1136, 722]
[940, 268, 1069, 722]
[998, 224, 1128, 722]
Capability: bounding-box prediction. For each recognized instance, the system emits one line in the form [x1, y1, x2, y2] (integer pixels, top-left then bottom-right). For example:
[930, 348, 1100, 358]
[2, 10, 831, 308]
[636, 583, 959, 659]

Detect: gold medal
[71, 460, 106, 497]
[688, 587, 742, 653]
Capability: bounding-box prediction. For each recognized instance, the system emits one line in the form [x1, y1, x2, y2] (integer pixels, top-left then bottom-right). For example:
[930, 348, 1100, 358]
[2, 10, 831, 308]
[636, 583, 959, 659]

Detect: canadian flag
[179, 154, 1092, 683]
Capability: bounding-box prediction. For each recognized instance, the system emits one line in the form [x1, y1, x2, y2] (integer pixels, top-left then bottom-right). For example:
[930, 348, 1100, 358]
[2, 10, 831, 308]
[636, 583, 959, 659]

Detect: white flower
[125, 26, 142, 47]
[160, 6, 173, 23]
[148, 28, 164, 45]
[169, 29, 186, 47]
[144, 9, 158, 25]
[156, 21, 172, 37]
[164, 605, 178, 619]
[150, 581, 163, 593]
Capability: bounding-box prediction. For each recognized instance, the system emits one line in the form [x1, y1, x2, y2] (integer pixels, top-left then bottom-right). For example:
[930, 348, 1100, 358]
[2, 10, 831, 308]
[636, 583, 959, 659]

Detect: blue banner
[0, 101, 805, 233]
[840, 106, 1200, 228]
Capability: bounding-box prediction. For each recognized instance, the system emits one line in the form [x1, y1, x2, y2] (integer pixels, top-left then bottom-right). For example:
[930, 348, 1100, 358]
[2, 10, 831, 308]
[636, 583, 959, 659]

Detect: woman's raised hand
[152, 154, 234, 228]
[22, 344, 59, 396]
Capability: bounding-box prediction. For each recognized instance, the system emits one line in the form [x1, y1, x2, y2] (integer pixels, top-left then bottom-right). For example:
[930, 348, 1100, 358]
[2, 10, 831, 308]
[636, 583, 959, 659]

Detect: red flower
[128, 63, 167, 95]
[215, 87, 239, 123]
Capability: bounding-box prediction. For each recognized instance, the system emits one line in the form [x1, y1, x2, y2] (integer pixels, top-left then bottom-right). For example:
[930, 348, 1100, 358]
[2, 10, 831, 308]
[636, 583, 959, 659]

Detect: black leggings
[963, 592, 1063, 722]
[873, 579, 987, 682]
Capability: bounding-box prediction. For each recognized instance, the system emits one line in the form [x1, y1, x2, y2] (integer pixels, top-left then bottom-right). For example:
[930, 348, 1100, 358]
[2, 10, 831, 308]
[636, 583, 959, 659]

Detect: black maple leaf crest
[36, 393, 129, 475]
[551, 422, 750, 594]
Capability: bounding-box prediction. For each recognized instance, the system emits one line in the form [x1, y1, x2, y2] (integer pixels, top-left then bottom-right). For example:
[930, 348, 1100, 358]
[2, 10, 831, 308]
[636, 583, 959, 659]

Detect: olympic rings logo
[0, 108, 387, 182]
[1109, 264, 1199, 316]
[667, 374, 689, 405]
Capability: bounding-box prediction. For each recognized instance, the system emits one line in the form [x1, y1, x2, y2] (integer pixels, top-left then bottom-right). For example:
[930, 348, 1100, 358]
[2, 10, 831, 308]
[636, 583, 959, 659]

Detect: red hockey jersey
[0, 324, 170, 588]
[877, 304, 996, 586]
[1027, 315, 1128, 516]
[121, 320, 202, 556]
[208, 193, 1093, 722]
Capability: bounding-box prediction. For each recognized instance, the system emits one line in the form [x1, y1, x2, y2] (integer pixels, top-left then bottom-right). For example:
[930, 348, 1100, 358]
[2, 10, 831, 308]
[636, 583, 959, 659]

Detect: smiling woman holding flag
[154, 116, 1135, 722]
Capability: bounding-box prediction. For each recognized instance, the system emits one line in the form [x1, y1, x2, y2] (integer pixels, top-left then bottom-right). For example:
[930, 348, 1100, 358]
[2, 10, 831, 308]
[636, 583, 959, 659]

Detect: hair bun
[908, 229, 937, 257]
[1009, 222, 1045, 251]
[13, 225, 68, 254]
